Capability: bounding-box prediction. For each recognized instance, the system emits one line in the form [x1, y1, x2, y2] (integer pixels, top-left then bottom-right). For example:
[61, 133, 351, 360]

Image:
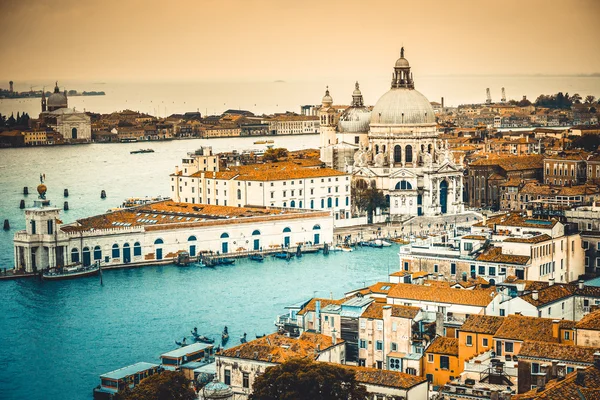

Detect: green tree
[116, 371, 196, 400]
[250, 358, 368, 400]
[263, 147, 288, 162]
[570, 134, 600, 152]
[585, 95, 597, 104]
[352, 179, 387, 223]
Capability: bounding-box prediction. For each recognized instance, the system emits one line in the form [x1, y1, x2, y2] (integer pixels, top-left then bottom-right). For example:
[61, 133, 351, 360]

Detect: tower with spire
[391, 47, 414, 89]
[41, 88, 47, 112]
[319, 86, 337, 163]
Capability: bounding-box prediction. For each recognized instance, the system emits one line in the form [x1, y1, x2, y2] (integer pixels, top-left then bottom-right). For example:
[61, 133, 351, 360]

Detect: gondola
[249, 254, 264, 262]
[240, 333, 247, 343]
[273, 252, 290, 260]
[256, 334, 265, 339]
[222, 326, 229, 345]
[220, 258, 235, 265]
[175, 337, 188, 347]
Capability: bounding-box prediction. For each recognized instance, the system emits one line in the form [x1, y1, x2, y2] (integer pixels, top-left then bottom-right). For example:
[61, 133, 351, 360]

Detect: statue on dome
[37, 184, 47, 200]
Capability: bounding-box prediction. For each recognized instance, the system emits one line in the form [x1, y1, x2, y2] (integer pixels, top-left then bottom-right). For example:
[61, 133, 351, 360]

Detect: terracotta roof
[476, 246, 530, 265]
[520, 284, 575, 307]
[358, 282, 396, 296]
[576, 309, 600, 331]
[337, 364, 427, 389]
[219, 332, 341, 364]
[462, 235, 487, 240]
[190, 161, 346, 181]
[511, 365, 600, 400]
[519, 341, 598, 364]
[469, 154, 543, 171]
[460, 315, 504, 335]
[296, 298, 345, 316]
[62, 200, 328, 233]
[425, 337, 459, 356]
[494, 315, 566, 342]
[504, 234, 552, 244]
[360, 302, 420, 320]
[387, 283, 495, 307]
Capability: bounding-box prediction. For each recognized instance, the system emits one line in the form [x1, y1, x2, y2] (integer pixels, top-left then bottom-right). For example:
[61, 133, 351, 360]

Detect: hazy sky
[1, 0, 599, 82]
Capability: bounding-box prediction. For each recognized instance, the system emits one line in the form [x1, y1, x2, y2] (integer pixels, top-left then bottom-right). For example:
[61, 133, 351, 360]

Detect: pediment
[434, 162, 460, 174]
[352, 167, 377, 178]
[389, 168, 418, 179]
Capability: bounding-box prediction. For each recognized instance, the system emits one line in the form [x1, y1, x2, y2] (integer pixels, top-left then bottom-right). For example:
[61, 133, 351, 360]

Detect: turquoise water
[0, 137, 400, 399]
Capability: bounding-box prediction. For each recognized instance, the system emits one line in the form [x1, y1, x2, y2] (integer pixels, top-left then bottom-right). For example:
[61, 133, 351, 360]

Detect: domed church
[319, 48, 464, 217]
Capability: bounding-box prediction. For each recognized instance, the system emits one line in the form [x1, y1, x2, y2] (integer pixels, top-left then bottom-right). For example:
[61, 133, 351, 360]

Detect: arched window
[220, 232, 229, 239]
[405, 145, 413, 163]
[93, 245, 102, 260]
[252, 230, 261, 236]
[72, 127, 77, 139]
[283, 202, 287, 207]
[188, 235, 197, 242]
[310, 200, 314, 209]
[313, 224, 321, 230]
[290, 200, 296, 208]
[299, 201, 303, 208]
[327, 197, 332, 208]
[346, 197, 349, 206]
[335, 198, 339, 207]
[394, 145, 402, 163]
[237, 189, 241, 200]
[375, 144, 379, 154]
[133, 242, 142, 256]
[382, 145, 386, 154]
[321, 199, 325, 208]
[112, 244, 120, 258]
[154, 238, 164, 245]
[283, 227, 291, 233]
[71, 248, 79, 263]
[82, 247, 91, 266]
[395, 180, 413, 190]
[428, 144, 432, 153]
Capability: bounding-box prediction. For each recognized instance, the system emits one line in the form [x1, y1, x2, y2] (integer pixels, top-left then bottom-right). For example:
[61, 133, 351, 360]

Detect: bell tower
[319, 86, 337, 163]
[391, 47, 414, 89]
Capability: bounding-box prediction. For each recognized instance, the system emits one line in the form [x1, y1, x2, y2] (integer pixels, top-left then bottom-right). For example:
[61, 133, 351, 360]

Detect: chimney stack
[552, 320, 560, 339]
[332, 328, 337, 345]
[575, 367, 586, 386]
[441, 97, 445, 108]
[549, 278, 555, 286]
[532, 290, 539, 301]
[578, 280, 584, 290]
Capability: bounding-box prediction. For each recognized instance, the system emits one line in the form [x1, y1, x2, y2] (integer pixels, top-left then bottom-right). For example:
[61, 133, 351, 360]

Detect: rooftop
[387, 283, 496, 307]
[360, 302, 420, 320]
[338, 364, 427, 389]
[296, 298, 345, 316]
[425, 337, 459, 356]
[494, 315, 570, 342]
[460, 315, 505, 335]
[219, 332, 341, 364]
[100, 362, 159, 380]
[476, 246, 530, 266]
[576, 309, 600, 331]
[160, 342, 212, 359]
[512, 364, 600, 400]
[518, 341, 599, 364]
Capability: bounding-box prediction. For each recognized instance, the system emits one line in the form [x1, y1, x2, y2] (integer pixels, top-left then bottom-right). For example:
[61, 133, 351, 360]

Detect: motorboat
[42, 263, 100, 281]
[130, 149, 154, 154]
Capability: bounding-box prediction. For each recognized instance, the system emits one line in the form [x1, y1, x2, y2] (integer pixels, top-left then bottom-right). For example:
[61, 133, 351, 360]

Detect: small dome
[371, 88, 435, 125]
[338, 107, 371, 133]
[322, 87, 333, 106]
[395, 57, 410, 68]
[202, 380, 233, 399]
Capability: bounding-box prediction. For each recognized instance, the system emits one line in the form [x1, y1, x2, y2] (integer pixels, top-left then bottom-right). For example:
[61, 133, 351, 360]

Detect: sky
[0, 0, 599, 82]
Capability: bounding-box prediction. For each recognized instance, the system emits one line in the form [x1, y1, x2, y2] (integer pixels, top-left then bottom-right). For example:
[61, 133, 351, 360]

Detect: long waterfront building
[13, 194, 333, 272]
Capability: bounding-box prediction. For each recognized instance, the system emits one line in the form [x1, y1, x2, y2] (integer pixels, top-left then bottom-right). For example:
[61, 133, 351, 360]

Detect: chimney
[515, 311, 522, 316]
[594, 352, 600, 369]
[575, 367, 586, 386]
[441, 97, 445, 108]
[490, 391, 499, 400]
[551, 360, 559, 378]
[549, 278, 555, 286]
[332, 328, 337, 345]
[526, 209, 533, 217]
[438, 273, 444, 281]
[552, 320, 560, 339]
[501, 390, 512, 400]
[532, 290, 539, 301]
[383, 305, 392, 329]
[557, 363, 567, 379]
[483, 215, 488, 225]
[578, 280, 584, 290]
[435, 311, 444, 338]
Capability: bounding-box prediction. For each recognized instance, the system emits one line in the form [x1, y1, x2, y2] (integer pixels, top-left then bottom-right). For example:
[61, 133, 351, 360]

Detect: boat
[42, 262, 100, 280]
[273, 252, 290, 260]
[130, 149, 154, 154]
[340, 245, 353, 252]
[266, 140, 274, 143]
[193, 334, 215, 344]
[253, 140, 267, 144]
[240, 333, 247, 344]
[220, 258, 235, 265]
[175, 337, 188, 347]
[120, 138, 138, 143]
[249, 254, 264, 262]
[256, 334, 265, 339]
[301, 247, 320, 254]
[175, 251, 192, 266]
[222, 326, 229, 345]
[378, 239, 392, 247]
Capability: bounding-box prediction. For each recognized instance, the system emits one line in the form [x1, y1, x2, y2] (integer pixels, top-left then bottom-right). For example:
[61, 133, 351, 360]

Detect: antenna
[486, 88, 492, 105]
[501, 87, 506, 103]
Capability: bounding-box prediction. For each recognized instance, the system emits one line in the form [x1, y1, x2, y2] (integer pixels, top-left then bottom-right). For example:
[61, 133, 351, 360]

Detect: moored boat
[42, 262, 100, 280]
[220, 258, 235, 265]
[340, 245, 353, 252]
[253, 140, 267, 144]
[130, 149, 154, 154]
[249, 254, 264, 262]
[273, 252, 290, 260]
[222, 326, 229, 345]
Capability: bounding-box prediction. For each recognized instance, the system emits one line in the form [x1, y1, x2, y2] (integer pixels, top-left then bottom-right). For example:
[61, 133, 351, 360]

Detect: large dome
[370, 88, 435, 125]
[48, 92, 67, 108]
[339, 107, 371, 133]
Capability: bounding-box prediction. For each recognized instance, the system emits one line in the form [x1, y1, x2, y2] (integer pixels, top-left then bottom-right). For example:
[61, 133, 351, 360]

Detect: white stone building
[319, 48, 465, 218]
[50, 108, 92, 142]
[13, 193, 333, 272]
[170, 147, 353, 221]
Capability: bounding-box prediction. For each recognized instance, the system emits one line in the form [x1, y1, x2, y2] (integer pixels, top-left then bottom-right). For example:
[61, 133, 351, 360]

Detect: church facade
[39, 82, 91, 143]
[319, 49, 464, 217]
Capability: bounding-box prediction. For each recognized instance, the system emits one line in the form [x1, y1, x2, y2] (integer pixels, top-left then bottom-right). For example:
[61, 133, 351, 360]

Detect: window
[434, 264, 439, 273]
[479, 265, 485, 275]
[376, 320, 383, 331]
[133, 242, 141, 256]
[224, 369, 231, 385]
[47, 220, 53, 235]
[112, 244, 120, 258]
[391, 342, 397, 351]
[483, 338, 489, 347]
[440, 355, 450, 370]
[392, 321, 397, 332]
[427, 354, 434, 363]
[359, 339, 367, 349]
[505, 342, 514, 353]
[360, 320, 366, 329]
[451, 263, 456, 275]
[531, 363, 540, 374]
[564, 331, 570, 340]
[466, 335, 473, 346]
[500, 309, 506, 316]
[242, 372, 249, 388]
[464, 242, 473, 251]
[376, 341, 383, 351]
[406, 367, 417, 375]
[489, 266, 496, 276]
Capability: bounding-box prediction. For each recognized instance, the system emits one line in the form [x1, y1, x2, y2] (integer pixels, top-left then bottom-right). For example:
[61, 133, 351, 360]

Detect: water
[0, 136, 401, 399]
[1, 76, 599, 118]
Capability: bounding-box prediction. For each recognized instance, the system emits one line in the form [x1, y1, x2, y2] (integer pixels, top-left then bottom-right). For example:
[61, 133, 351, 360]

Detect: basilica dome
[371, 89, 435, 125]
[370, 48, 435, 126]
[338, 82, 371, 133]
[47, 82, 68, 111]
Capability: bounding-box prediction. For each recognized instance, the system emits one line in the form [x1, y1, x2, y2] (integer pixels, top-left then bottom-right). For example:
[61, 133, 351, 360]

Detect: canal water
[0, 136, 401, 399]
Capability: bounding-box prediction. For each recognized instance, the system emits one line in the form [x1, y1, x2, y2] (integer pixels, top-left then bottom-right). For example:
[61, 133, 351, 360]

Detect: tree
[570, 134, 600, 152]
[116, 371, 196, 400]
[352, 179, 387, 223]
[250, 358, 368, 400]
[571, 93, 582, 104]
[585, 95, 597, 104]
[263, 147, 288, 162]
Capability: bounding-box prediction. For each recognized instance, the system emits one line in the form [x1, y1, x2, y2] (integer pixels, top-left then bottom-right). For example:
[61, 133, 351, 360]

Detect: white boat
[340, 245, 353, 252]
[374, 239, 392, 247]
